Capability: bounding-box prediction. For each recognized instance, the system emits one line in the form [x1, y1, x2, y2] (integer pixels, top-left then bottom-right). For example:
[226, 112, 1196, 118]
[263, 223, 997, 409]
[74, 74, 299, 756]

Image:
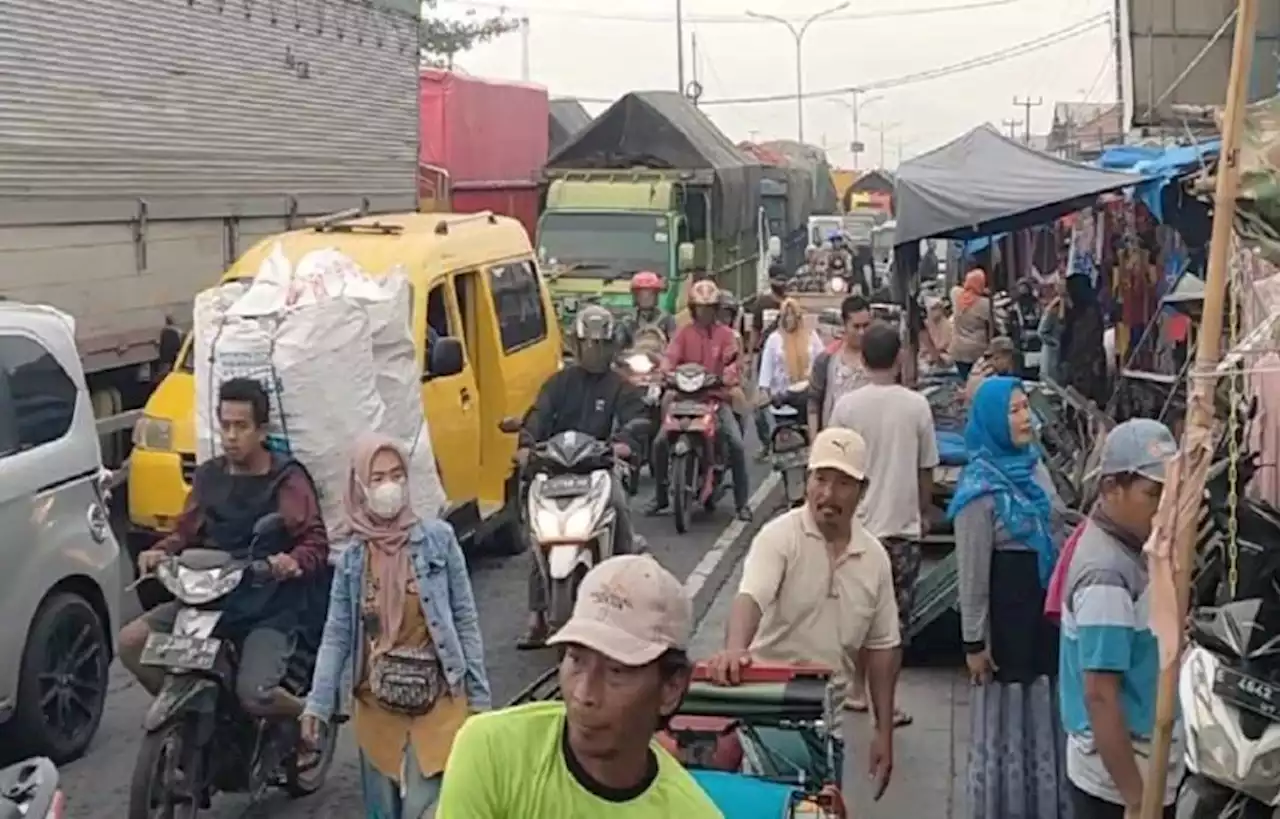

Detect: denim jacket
[303, 519, 491, 722]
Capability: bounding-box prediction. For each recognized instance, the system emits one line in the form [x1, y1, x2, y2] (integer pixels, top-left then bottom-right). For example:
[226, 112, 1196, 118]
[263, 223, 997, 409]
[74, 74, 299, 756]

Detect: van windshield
[539, 212, 670, 279]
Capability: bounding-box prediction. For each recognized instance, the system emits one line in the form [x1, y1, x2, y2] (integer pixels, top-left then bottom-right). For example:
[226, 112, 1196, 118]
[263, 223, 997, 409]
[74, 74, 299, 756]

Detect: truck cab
[537, 171, 703, 325]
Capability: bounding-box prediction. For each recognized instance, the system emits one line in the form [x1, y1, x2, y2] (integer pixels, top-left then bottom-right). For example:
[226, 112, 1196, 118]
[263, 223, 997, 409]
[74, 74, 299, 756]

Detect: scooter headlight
[675, 370, 707, 393]
[529, 471, 612, 543]
[156, 561, 246, 605]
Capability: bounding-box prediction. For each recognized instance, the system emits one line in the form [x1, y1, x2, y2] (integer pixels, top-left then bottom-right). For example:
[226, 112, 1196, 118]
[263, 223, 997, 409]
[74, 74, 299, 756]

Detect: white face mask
[365, 479, 406, 518]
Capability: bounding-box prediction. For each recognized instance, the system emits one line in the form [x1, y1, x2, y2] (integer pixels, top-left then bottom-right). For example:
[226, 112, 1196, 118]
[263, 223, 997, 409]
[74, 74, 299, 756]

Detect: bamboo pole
[1138, 1, 1258, 816]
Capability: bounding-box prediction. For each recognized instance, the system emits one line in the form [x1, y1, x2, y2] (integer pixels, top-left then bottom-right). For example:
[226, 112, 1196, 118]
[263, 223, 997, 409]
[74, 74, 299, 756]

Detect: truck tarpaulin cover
[549, 99, 593, 157]
[738, 141, 816, 245]
[547, 90, 762, 236]
[759, 140, 839, 216]
[892, 124, 1143, 248]
[420, 69, 549, 184]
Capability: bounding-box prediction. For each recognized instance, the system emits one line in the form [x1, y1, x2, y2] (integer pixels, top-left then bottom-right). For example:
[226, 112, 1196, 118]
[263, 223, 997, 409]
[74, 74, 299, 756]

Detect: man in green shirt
[436, 555, 723, 818]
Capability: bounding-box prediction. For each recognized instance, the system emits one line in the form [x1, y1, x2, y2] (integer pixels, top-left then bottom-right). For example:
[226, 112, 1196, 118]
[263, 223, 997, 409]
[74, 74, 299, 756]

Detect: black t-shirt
[745, 291, 784, 351]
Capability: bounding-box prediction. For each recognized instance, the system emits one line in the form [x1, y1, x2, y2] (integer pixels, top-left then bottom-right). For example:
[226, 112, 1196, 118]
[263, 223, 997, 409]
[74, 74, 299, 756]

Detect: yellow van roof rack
[434, 211, 499, 235]
[307, 207, 404, 235]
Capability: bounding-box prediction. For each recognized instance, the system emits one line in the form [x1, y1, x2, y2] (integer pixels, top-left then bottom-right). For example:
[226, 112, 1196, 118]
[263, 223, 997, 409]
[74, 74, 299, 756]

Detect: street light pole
[676, 0, 686, 93]
[828, 90, 880, 169]
[747, 2, 850, 143]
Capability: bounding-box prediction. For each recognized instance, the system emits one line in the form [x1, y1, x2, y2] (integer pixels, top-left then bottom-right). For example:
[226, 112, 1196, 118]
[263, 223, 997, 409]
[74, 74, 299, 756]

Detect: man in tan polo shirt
[706, 427, 900, 802]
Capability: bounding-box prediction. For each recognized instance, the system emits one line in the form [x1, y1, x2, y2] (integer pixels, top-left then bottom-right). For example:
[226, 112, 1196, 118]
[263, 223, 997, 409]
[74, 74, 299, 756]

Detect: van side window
[488, 260, 548, 353]
[0, 334, 76, 450]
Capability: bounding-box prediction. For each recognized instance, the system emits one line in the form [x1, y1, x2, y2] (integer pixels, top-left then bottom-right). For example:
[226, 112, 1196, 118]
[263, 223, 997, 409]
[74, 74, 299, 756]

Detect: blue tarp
[1095, 140, 1219, 220]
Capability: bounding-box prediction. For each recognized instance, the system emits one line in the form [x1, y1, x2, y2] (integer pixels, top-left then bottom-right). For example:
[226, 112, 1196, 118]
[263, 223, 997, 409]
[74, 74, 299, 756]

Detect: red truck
[419, 69, 547, 240]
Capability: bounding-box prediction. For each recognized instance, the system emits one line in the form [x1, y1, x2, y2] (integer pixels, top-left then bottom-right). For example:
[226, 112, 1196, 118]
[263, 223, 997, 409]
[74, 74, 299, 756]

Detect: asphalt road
[57, 447, 780, 819]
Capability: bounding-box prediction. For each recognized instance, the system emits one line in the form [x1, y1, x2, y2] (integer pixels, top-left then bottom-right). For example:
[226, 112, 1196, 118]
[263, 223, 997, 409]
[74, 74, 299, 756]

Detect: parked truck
[1, 0, 422, 468]
[418, 70, 547, 240]
[538, 91, 762, 323]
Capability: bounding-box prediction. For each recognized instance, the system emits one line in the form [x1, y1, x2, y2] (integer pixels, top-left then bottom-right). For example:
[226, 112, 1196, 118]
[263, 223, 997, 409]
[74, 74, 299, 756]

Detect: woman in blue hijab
[950, 376, 1070, 819]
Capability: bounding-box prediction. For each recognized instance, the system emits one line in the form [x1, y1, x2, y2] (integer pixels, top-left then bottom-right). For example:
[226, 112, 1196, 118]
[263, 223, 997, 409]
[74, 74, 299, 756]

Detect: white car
[0, 303, 120, 762]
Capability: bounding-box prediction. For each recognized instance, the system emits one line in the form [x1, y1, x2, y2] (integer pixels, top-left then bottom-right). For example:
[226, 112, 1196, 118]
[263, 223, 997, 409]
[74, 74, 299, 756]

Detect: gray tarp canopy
[547, 90, 761, 236]
[892, 124, 1145, 248]
[548, 98, 592, 157]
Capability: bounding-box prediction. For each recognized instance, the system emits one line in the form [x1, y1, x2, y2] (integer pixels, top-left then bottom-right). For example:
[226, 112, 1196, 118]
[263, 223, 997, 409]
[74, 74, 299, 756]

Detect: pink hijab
[342, 432, 418, 655]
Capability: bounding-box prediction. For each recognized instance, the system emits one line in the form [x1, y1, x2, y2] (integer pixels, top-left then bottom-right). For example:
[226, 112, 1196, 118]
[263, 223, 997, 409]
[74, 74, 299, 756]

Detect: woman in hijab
[757, 298, 824, 400]
[950, 377, 1070, 819]
[302, 433, 490, 817]
[1059, 273, 1108, 406]
[948, 269, 995, 378]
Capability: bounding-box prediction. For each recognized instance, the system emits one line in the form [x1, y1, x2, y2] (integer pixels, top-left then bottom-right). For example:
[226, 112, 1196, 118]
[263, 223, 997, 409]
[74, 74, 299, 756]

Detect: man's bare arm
[724, 595, 764, 652]
[864, 646, 900, 730]
[1084, 671, 1144, 809]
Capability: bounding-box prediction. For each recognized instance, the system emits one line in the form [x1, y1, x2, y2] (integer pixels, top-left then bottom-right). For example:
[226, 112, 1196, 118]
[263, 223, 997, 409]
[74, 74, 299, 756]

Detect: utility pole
[675, 0, 685, 94]
[1112, 1, 1125, 110]
[519, 17, 531, 82]
[690, 32, 699, 107]
[1013, 96, 1043, 142]
[827, 90, 880, 170]
[1138, 0, 1259, 816]
[865, 121, 899, 168]
[1002, 118, 1023, 140]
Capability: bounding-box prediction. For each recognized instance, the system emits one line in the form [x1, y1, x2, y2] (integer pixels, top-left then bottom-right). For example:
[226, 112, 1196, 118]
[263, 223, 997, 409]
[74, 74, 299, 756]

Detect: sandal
[844, 698, 869, 713]
[893, 709, 914, 728]
[516, 628, 549, 651]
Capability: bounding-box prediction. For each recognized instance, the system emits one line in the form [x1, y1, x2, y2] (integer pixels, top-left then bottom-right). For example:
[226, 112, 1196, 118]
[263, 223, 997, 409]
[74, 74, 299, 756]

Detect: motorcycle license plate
[773, 449, 809, 471]
[541, 474, 592, 499]
[1213, 666, 1280, 720]
[672, 400, 712, 417]
[141, 632, 221, 671]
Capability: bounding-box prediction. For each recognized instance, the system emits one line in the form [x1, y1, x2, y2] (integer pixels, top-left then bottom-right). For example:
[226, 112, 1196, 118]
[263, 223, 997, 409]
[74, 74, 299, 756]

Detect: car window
[488, 259, 548, 353]
[0, 334, 76, 451]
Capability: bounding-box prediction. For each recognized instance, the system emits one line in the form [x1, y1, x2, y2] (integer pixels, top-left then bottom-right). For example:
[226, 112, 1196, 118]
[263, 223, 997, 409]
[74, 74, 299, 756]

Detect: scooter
[0, 757, 62, 819]
[769, 381, 811, 509]
[127, 514, 338, 819]
[618, 347, 663, 492]
[1178, 450, 1280, 817]
[660, 363, 729, 534]
[524, 430, 622, 628]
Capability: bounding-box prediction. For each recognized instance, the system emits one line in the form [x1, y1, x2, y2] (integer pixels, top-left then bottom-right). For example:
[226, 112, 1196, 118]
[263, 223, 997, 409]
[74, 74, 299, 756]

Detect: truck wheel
[8, 593, 110, 763]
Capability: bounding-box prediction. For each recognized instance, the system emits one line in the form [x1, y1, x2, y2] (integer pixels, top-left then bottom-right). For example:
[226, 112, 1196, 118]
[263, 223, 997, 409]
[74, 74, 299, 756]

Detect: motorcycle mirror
[252, 513, 285, 539]
[498, 417, 522, 434]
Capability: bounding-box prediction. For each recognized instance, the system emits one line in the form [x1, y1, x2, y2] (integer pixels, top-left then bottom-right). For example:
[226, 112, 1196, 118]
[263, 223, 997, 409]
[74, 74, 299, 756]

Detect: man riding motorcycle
[648, 279, 753, 522]
[516, 305, 649, 648]
[119, 377, 330, 721]
[615, 270, 678, 352]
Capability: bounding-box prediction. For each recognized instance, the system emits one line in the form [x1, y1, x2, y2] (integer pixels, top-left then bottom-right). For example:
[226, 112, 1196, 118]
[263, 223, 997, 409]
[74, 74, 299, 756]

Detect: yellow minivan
[127, 211, 562, 561]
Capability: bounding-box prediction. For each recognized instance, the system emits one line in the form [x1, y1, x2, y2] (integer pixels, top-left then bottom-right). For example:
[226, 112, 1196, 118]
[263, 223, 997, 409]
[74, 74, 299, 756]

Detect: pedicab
[514, 661, 846, 817]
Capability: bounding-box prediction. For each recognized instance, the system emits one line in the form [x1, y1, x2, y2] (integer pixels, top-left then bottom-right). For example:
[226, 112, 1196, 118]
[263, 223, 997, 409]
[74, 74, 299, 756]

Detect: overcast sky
[438, 0, 1118, 168]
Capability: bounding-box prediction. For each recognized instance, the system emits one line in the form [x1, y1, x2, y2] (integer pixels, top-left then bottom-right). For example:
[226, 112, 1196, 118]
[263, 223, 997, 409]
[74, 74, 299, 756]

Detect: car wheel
[10, 593, 110, 763]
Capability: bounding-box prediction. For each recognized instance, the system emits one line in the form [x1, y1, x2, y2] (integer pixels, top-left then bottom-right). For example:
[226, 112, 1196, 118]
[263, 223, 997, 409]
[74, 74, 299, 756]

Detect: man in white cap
[436, 554, 723, 818]
[706, 426, 901, 802]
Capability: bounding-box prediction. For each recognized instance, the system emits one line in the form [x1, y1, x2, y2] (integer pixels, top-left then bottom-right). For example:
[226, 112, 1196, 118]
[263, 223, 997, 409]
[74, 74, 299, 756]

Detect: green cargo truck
[537, 91, 762, 324]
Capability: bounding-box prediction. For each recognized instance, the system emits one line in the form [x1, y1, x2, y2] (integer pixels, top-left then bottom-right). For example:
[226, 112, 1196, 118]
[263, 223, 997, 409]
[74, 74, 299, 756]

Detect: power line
[571, 13, 1110, 106]
[435, 0, 1021, 25]
[1081, 47, 1114, 101]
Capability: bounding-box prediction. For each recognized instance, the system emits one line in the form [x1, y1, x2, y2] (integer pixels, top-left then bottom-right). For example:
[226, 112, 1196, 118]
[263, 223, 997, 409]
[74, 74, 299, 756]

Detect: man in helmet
[615, 270, 677, 351]
[516, 305, 648, 648]
[649, 279, 753, 522]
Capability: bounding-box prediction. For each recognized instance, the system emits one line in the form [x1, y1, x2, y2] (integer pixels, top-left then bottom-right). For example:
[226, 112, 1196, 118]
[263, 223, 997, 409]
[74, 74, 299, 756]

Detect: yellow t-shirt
[435, 701, 724, 819]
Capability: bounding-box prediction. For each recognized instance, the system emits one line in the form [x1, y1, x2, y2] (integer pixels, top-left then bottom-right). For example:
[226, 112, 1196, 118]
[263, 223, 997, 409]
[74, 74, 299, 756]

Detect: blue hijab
[947, 376, 1056, 586]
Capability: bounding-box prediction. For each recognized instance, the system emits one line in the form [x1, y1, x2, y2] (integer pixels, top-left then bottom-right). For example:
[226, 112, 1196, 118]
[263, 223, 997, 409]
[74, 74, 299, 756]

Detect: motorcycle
[660, 363, 730, 534]
[524, 431, 622, 628]
[1178, 598, 1280, 818]
[0, 757, 62, 819]
[618, 347, 664, 491]
[769, 381, 811, 509]
[127, 514, 337, 819]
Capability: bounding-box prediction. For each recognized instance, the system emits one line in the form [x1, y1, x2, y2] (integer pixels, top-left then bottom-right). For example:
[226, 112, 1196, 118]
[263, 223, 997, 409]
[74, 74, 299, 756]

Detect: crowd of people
[115, 260, 1181, 818]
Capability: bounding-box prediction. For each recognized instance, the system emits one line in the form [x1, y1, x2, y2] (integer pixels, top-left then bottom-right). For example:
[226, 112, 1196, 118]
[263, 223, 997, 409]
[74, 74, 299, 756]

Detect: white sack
[192, 244, 447, 547]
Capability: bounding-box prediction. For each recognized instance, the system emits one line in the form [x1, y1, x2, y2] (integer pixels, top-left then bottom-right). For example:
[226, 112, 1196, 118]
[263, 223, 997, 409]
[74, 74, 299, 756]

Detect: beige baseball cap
[547, 554, 693, 666]
[808, 427, 868, 480]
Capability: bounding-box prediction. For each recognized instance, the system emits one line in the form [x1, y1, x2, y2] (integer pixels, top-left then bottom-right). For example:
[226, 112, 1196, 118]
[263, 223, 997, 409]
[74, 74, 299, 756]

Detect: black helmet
[573, 304, 615, 341]
[768, 261, 788, 282]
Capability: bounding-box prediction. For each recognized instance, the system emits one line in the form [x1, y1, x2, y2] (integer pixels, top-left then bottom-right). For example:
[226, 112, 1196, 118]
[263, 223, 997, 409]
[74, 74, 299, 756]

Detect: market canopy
[892, 123, 1145, 247]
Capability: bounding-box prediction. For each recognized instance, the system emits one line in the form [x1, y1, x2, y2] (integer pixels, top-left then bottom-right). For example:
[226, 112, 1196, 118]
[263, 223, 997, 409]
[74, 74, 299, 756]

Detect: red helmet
[630, 271, 664, 292]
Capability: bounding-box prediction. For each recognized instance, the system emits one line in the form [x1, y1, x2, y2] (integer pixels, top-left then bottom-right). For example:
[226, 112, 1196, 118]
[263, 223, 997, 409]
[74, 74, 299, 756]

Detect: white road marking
[682, 472, 781, 598]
